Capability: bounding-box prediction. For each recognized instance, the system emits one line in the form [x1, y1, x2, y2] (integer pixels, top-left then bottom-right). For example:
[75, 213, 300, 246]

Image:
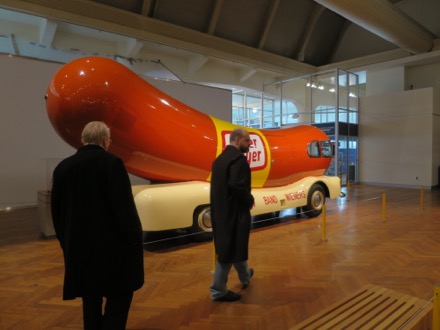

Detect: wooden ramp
[290, 284, 433, 330]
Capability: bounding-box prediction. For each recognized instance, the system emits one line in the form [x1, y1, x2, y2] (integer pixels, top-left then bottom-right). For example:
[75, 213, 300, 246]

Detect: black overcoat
[210, 145, 254, 263]
[51, 144, 144, 300]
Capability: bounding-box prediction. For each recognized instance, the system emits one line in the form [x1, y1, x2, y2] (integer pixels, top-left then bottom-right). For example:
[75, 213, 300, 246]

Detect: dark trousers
[82, 292, 133, 330]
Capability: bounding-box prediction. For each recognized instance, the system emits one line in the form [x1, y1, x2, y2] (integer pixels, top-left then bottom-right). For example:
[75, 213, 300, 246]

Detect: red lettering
[284, 191, 306, 201]
[247, 151, 261, 164]
[263, 195, 278, 205]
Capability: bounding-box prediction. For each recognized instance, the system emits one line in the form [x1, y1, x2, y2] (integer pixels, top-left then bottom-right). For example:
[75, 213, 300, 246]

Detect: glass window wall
[257, 69, 361, 185]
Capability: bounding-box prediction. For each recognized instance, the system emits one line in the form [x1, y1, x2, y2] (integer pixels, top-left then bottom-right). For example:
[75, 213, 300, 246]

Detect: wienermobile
[45, 56, 341, 237]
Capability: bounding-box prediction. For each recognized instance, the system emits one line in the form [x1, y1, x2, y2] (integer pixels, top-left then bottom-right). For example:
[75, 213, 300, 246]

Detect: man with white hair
[51, 121, 144, 329]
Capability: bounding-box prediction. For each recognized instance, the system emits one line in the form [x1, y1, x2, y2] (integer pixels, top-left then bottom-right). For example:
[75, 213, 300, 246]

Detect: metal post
[334, 69, 340, 181]
[321, 204, 327, 242]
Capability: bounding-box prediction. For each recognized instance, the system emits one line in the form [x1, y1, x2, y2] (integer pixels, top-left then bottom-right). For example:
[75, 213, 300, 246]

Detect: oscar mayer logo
[222, 131, 268, 171]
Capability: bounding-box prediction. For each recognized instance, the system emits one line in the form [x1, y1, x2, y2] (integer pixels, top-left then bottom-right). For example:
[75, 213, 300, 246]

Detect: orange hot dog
[45, 56, 332, 188]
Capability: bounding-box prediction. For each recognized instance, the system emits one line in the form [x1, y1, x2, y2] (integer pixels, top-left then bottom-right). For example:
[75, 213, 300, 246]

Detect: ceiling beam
[38, 18, 56, 46]
[118, 37, 143, 57]
[188, 53, 209, 75]
[314, 0, 435, 54]
[207, 0, 224, 35]
[258, 0, 281, 49]
[327, 19, 351, 63]
[141, 0, 155, 17]
[239, 67, 257, 83]
[0, 0, 316, 76]
[296, 3, 325, 62]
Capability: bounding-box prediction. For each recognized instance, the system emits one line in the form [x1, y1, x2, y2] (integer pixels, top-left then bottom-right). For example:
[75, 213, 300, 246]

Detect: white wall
[146, 78, 231, 123]
[359, 88, 434, 187]
[366, 67, 405, 96]
[0, 56, 67, 208]
[404, 63, 440, 187]
[0, 55, 231, 208]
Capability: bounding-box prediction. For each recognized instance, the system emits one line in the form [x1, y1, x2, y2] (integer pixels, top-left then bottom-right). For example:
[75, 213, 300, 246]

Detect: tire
[189, 205, 213, 241]
[302, 184, 325, 218]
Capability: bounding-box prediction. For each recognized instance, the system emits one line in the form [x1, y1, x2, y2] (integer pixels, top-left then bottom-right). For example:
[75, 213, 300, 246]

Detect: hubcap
[312, 191, 324, 209]
[198, 208, 212, 232]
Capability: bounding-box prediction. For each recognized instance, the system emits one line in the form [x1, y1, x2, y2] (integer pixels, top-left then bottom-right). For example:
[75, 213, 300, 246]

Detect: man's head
[229, 128, 251, 153]
[81, 121, 111, 150]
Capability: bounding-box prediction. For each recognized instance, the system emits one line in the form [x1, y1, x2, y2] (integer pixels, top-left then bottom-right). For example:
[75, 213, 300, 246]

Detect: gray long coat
[51, 144, 144, 300]
[210, 145, 254, 263]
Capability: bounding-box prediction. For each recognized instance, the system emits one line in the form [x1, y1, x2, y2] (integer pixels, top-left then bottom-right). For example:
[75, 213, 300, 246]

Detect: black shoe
[214, 290, 241, 302]
[242, 268, 254, 289]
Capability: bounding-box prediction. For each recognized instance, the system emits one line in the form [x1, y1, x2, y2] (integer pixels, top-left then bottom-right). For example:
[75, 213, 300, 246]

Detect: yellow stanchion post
[433, 284, 440, 329]
[321, 204, 327, 242]
[382, 193, 386, 222]
[420, 186, 425, 210]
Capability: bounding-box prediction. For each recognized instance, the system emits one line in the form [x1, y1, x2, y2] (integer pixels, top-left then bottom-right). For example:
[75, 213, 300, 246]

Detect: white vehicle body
[133, 175, 341, 233]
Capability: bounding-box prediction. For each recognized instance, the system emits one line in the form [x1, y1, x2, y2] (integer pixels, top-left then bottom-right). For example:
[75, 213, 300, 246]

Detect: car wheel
[302, 184, 325, 218]
[189, 205, 213, 241]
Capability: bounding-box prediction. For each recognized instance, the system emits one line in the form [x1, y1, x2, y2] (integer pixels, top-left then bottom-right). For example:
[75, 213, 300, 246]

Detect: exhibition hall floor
[1, 184, 440, 329]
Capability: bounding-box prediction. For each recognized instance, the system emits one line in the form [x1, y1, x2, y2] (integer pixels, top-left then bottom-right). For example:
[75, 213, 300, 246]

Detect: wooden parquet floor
[1, 184, 440, 329]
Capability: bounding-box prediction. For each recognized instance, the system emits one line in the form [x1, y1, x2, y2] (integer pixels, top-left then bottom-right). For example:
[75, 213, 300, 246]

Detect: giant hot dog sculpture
[45, 56, 332, 188]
